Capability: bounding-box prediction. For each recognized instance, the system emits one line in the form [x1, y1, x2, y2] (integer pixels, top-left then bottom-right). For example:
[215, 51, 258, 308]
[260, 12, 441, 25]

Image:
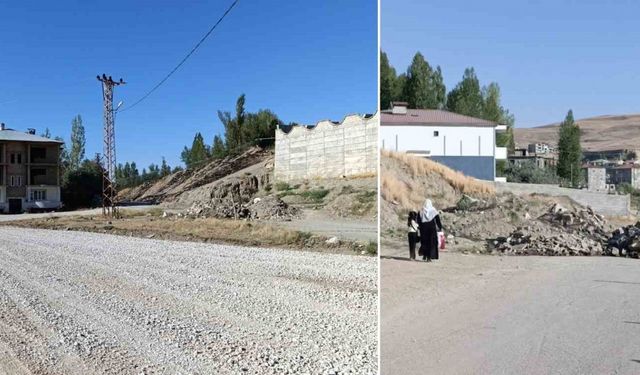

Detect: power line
[119, 0, 239, 113]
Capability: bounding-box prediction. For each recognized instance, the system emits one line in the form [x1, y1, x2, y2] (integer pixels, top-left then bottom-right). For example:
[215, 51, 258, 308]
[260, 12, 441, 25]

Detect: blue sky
[0, 0, 377, 168]
[382, 0, 640, 128]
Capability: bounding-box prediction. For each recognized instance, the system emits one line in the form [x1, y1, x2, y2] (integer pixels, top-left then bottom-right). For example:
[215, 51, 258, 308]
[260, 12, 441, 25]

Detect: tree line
[114, 158, 179, 189]
[380, 50, 516, 153]
[382, 50, 585, 187]
[180, 94, 284, 169]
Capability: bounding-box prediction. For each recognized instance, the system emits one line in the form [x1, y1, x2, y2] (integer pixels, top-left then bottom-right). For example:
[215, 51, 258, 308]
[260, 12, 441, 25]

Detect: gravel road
[381, 240, 640, 375]
[279, 210, 377, 242]
[0, 227, 377, 374]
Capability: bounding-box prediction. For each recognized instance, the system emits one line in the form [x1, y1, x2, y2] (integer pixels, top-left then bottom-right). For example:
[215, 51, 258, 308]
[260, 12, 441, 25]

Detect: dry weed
[381, 150, 495, 196]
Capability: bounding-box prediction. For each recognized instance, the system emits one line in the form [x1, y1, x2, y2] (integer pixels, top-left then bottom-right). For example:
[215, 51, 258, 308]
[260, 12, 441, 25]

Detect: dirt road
[0, 227, 377, 374]
[279, 210, 377, 242]
[0, 205, 156, 223]
[381, 240, 640, 375]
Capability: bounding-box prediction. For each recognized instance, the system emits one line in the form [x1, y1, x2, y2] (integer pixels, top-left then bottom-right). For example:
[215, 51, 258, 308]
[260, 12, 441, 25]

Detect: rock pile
[186, 195, 299, 221]
[606, 224, 640, 258]
[492, 204, 609, 256]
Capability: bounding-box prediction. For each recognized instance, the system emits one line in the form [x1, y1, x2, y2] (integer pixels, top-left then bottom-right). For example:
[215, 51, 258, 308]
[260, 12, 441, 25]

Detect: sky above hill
[382, 0, 640, 128]
[0, 0, 377, 168]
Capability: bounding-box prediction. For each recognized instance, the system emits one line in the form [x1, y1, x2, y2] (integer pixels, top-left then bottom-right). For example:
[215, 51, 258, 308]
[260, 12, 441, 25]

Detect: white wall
[26, 186, 60, 202]
[275, 113, 378, 181]
[380, 125, 496, 157]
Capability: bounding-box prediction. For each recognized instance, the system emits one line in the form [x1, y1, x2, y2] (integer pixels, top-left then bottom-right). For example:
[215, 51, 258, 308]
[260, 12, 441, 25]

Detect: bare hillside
[514, 114, 640, 151]
[119, 147, 271, 204]
[380, 151, 618, 257]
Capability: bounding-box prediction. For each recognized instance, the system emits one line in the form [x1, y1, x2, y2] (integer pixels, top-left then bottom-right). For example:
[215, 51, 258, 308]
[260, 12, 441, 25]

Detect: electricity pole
[97, 74, 125, 217]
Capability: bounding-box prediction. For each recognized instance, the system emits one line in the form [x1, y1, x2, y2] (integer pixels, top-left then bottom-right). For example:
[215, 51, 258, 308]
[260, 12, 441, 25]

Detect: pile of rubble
[492, 203, 609, 256]
[186, 195, 299, 221]
[606, 224, 640, 258]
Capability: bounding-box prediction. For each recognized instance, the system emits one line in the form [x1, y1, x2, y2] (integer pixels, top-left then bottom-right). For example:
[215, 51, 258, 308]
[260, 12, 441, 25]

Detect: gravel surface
[0, 227, 377, 374]
[381, 240, 640, 375]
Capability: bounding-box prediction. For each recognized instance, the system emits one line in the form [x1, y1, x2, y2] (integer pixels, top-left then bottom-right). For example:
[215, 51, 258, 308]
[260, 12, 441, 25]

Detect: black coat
[417, 213, 443, 260]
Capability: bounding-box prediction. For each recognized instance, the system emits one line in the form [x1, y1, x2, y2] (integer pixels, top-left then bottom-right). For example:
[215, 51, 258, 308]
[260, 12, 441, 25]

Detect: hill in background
[514, 114, 640, 151]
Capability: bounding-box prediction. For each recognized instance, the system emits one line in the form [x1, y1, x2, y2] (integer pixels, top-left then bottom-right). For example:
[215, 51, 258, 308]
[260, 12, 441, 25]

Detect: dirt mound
[380, 151, 625, 257]
[380, 151, 495, 235]
[491, 204, 609, 256]
[187, 195, 299, 221]
[118, 147, 271, 204]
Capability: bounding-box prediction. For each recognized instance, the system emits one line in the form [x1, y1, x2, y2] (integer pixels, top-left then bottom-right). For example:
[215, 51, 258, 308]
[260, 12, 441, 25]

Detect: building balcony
[495, 146, 508, 160]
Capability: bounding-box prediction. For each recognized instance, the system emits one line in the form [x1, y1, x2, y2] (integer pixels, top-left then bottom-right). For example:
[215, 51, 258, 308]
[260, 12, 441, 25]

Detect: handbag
[438, 231, 446, 250]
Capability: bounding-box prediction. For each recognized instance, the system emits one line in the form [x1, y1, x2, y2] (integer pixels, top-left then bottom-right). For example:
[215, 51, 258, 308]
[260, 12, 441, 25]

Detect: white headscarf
[421, 199, 438, 222]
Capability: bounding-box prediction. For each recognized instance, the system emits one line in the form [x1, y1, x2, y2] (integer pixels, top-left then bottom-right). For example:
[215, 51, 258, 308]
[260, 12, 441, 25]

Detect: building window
[434, 131, 439, 137]
[30, 190, 47, 201]
[9, 175, 23, 187]
[10, 153, 22, 164]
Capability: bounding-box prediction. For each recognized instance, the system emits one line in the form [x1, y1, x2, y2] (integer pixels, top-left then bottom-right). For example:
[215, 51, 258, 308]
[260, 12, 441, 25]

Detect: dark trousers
[408, 232, 418, 260]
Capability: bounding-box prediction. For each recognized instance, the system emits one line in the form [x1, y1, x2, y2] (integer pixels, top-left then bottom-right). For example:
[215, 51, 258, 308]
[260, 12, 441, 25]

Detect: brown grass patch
[1, 213, 372, 255]
[381, 150, 495, 196]
[380, 173, 424, 209]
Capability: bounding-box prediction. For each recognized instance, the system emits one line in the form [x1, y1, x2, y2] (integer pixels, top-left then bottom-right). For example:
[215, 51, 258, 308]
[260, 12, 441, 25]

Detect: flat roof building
[380, 102, 507, 181]
[0, 124, 64, 213]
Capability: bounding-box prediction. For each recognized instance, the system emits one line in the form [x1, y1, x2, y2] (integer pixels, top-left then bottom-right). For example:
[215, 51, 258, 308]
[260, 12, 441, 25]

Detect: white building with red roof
[380, 102, 507, 181]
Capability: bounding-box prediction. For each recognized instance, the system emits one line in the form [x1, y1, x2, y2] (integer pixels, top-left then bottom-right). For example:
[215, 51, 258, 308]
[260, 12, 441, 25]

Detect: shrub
[275, 182, 291, 191]
[61, 160, 103, 210]
[504, 161, 560, 184]
[299, 189, 330, 203]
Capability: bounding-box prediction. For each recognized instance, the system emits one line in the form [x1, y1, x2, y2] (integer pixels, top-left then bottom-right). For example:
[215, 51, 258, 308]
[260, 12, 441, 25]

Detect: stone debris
[325, 237, 340, 245]
[605, 223, 640, 258]
[492, 204, 609, 256]
[186, 195, 299, 221]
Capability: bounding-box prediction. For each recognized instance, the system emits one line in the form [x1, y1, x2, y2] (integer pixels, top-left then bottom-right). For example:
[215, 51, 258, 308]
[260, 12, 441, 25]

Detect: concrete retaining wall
[274, 113, 378, 181]
[496, 182, 631, 216]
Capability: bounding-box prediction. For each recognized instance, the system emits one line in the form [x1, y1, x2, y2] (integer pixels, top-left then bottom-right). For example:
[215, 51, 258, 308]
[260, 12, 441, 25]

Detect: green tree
[217, 110, 235, 152]
[243, 109, 281, 148]
[211, 135, 227, 159]
[446, 68, 484, 118]
[394, 73, 408, 103]
[557, 110, 582, 187]
[69, 115, 85, 171]
[55, 136, 69, 168]
[235, 94, 246, 147]
[181, 132, 209, 169]
[405, 52, 443, 109]
[380, 50, 397, 110]
[482, 82, 515, 152]
[160, 157, 171, 177]
[61, 160, 103, 210]
[432, 66, 446, 109]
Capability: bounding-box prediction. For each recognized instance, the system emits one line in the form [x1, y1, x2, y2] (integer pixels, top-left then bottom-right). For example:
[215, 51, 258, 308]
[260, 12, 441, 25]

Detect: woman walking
[407, 211, 419, 260]
[417, 199, 443, 262]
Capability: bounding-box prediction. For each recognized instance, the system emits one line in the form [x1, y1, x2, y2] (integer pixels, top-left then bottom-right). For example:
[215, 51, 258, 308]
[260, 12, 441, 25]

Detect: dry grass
[382, 150, 495, 196]
[380, 173, 424, 209]
[1, 213, 370, 254]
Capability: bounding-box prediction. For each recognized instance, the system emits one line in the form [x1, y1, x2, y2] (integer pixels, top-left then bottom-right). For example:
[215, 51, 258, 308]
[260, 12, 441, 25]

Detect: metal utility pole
[97, 74, 125, 217]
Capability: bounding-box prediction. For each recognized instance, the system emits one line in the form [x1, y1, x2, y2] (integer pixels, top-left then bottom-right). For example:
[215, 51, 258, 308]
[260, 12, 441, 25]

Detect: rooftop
[381, 107, 499, 127]
[0, 128, 64, 144]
